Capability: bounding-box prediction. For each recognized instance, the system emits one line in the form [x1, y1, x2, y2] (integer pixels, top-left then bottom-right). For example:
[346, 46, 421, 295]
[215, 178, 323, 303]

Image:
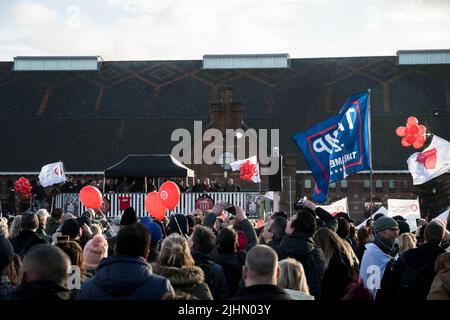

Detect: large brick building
[0, 52, 449, 221]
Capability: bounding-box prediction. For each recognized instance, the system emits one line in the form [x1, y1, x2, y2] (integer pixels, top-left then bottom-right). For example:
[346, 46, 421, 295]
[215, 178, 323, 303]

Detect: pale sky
[0, 0, 449, 61]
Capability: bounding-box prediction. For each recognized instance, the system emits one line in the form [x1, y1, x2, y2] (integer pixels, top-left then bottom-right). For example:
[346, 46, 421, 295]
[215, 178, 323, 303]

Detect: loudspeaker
[268, 156, 283, 191]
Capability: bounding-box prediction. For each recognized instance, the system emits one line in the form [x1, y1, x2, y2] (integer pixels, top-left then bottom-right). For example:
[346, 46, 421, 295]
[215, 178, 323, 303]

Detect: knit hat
[396, 220, 410, 234]
[21, 213, 39, 230]
[0, 236, 14, 271]
[140, 217, 163, 246]
[168, 214, 189, 236]
[374, 216, 399, 232]
[120, 207, 137, 226]
[61, 218, 81, 239]
[83, 234, 108, 269]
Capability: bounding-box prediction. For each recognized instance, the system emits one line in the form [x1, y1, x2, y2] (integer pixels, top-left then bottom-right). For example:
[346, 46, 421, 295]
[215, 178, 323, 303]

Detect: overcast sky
[0, 0, 449, 61]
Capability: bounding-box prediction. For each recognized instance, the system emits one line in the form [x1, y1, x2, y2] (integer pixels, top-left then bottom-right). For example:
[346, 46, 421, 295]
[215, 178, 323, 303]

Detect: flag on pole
[38, 161, 67, 187]
[387, 198, 421, 232]
[407, 135, 450, 185]
[230, 156, 261, 183]
[317, 198, 349, 216]
[292, 91, 371, 203]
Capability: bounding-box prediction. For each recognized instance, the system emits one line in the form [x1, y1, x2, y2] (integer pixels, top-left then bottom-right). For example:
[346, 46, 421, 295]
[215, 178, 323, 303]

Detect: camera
[294, 196, 307, 210]
[224, 202, 236, 215]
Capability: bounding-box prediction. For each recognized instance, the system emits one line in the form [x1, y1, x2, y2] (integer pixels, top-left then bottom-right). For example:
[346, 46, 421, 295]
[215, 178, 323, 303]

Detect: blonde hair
[0, 217, 9, 238]
[9, 215, 22, 238]
[278, 258, 310, 294]
[399, 232, 417, 253]
[158, 233, 195, 268]
[90, 224, 103, 236]
[313, 227, 359, 272]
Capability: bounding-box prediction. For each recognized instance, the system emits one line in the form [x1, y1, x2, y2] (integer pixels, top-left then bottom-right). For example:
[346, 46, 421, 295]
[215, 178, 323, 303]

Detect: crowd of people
[0, 198, 449, 301]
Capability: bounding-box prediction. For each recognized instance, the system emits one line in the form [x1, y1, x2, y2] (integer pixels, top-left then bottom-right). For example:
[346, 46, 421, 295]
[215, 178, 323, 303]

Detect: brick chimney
[210, 86, 244, 131]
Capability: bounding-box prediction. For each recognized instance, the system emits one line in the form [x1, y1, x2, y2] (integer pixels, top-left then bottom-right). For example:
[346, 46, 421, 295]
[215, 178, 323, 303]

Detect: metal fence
[54, 192, 252, 218]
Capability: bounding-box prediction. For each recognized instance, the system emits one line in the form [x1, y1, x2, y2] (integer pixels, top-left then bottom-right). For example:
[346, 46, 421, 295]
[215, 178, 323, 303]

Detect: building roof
[0, 56, 449, 172]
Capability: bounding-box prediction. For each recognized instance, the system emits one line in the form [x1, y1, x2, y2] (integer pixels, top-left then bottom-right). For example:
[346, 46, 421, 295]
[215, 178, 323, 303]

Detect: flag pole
[367, 89, 374, 209]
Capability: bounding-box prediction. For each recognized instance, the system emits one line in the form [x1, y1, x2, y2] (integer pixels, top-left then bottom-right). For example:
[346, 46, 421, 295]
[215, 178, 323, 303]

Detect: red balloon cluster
[240, 160, 257, 181]
[15, 177, 32, 198]
[396, 116, 427, 149]
[145, 181, 180, 221]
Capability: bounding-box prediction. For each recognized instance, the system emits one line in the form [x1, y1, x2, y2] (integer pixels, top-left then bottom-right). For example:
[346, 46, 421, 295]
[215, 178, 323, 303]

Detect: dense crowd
[0, 198, 449, 301]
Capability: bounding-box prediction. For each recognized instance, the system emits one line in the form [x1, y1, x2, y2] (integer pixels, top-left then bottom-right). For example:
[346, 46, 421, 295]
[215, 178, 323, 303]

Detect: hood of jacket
[93, 255, 154, 296]
[152, 264, 204, 288]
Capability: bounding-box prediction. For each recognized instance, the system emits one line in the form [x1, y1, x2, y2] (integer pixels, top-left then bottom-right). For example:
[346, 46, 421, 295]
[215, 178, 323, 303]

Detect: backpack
[398, 255, 436, 300]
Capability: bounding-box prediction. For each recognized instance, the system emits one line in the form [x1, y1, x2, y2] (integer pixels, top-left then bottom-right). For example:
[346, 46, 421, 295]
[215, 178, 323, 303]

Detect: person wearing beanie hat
[9, 213, 47, 257]
[360, 216, 399, 301]
[120, 207, 138, 226]
[140, 217, 162, 245]
[61, 218, 81, 240]
[0, 237, 15, 299]
[83, 234, 108, 275]
[203, 212, 217, 230]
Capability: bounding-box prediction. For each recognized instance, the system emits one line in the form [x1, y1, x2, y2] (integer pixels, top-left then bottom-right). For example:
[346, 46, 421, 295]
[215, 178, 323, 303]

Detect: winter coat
[9, 230, 47, 257]
[276, 231, 326, 299]
[238, 219, 258, 252]
[44, 218, 61, 236]
[390, 243, 445, 301]
[232, 284, 292, 300]
[427, 252, 450, 300]
[12, 281, 70, 300]
[76, 255, 173, 300]
[321, 250, 358, 300]
[152, 264, 213, 300]
[192, 250, 229, 300]
[209, 247, 247, 297]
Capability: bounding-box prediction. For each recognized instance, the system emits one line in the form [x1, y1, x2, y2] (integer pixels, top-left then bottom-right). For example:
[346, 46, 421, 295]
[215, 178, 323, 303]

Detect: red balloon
[401, 137, 411, 147]
[145, 191, 167, 221]
[406, 135, 417, 144]
[409, 124, 419, 135]
[418, 125, 426, 135]
[404, 127, 410, 136]
[395, 126, 406, 137]
[406, 116, 418, 127]
[159, 181, 180, 210]
[416, 134, 426, 144]
[79, 186, 103, 209]
[413, 141, 424, 149]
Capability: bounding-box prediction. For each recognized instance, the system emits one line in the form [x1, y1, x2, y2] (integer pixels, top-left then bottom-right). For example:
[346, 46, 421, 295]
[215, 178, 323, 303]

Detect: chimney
[210, 86, 244, 131]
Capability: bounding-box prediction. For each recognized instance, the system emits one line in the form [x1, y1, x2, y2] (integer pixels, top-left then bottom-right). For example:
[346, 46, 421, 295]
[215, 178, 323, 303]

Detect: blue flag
[292, 91, 371, 203]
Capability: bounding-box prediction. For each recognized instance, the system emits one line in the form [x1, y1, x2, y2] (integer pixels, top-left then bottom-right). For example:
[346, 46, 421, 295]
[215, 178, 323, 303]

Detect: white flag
[356, 206, 389, 229]
[38, 161, 67, 187]
[230, 156, 261, 183]
[317, 197, 348, 216]
[407, 135, 450, 185]
[388, 198, 421, 232]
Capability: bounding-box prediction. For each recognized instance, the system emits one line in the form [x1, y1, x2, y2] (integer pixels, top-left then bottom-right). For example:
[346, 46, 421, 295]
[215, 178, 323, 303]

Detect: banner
[356, 206, 389, 229]
[292, 91, 371, 203]
[407, 135, 450, 185]
[317, 198, 348, 216]
[388, 198, 421, 232]
[230, 156, 261, 183]
[38, 161, 67, 187]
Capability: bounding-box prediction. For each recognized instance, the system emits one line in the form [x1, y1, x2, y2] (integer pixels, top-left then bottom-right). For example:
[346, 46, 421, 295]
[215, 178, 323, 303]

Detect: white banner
[356, 206, 389, 229]
[230, 156, 261, 183]
[317, 197, 348, 216]
[388, 198, 421, 232]
[38, 161, 67, 187]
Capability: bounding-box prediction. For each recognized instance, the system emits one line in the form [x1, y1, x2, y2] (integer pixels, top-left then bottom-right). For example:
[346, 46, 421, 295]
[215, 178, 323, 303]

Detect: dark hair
[270, 217, 287, 241]
[273, 211, 288, 220]
[115, 223, 150, 258]
[424, 221, 445, 246]
[51, 208, 64, 219]
[291, 208, 316, 237]
[55, 240, 84, 271]
[356, 226, 372, 246]
[336, 218, 350, 239]
[217, 228, 237, 253]
[192, 225, 216, 254]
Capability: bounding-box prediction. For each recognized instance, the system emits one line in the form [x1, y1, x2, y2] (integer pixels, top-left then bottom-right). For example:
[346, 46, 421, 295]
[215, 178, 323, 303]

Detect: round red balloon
[418, 125, 426, 135]
[395, 126, 406, 137]
[407, 116, 418, 126]
[401, 137, 411, 147]
[145, 191, 167, 221]
[406, 135, 417, 144]
[409, 124, 419, 135]
[413, 141, 424, 149]
[79, 186, 103, 209]
[416, 134, 426, 144]
[159, 181, 180, 210]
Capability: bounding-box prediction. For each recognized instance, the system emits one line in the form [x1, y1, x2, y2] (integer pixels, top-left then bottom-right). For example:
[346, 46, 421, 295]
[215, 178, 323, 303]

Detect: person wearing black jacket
[233, 245, 291, 300]
[9, 213, 47, 257]
[275, 207, 326, 299]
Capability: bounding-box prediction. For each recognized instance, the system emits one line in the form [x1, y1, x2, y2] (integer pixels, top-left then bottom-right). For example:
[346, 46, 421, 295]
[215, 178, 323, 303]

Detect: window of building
[389, 180, 397, 192]
[340, 180, 348, 192]
[217, 152, 235, 170]
[375, 180, 383, 193]
[329, 182, 336, 190]
[364, 180, 371, 192]
[401, 180, 409, 192]
[304, 179, 312, 192]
